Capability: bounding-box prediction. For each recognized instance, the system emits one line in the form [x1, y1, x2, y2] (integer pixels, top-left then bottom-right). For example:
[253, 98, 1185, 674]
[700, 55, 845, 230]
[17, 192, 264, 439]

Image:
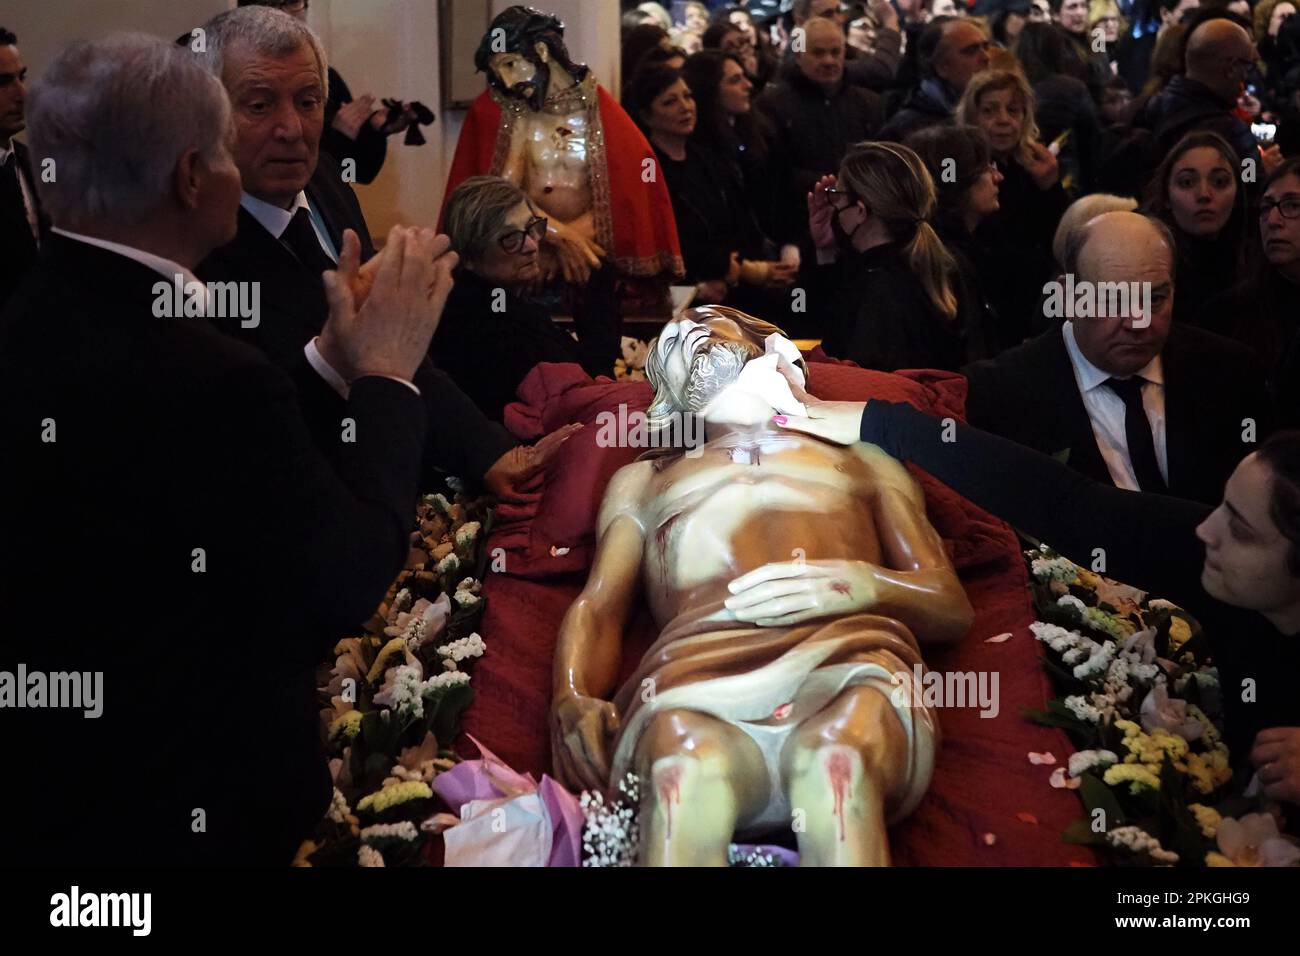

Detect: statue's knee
[782, 688, 906, 786]
[635, 709, 727, 767]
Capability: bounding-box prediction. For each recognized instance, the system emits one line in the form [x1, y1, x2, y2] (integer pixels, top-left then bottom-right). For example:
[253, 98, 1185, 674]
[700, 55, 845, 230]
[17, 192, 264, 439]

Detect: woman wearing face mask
[808, 141, 975, 371]
[957, 68, 1071, 347]
[630, 66, 796, 319]
[1142, 131, 1254, 328]
[770, 383, 1300, 810]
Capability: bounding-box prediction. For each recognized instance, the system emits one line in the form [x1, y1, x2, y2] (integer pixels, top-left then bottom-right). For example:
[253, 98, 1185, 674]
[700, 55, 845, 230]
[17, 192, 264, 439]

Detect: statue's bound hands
[542, 219, 606, 285]
[551, 692, 620, 792]
[725, 559, 878, 627]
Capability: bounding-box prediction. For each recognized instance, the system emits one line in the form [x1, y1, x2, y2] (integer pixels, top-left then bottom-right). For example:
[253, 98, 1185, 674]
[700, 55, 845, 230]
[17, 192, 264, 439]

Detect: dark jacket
[819, 241, 971, 372]
[1202, 269, 1300, 427]
[431, 269, 592, 423]
[755, 70, 886, 246]
[0, 140, 47, 310]
[197, 155, 516, 484]
[962, 322, 1273, 505]
[322, 67, 389, 186]
[0, 235, 427, 864]
[1136, 75, 1259, 174]
[878, 81, 954, 143]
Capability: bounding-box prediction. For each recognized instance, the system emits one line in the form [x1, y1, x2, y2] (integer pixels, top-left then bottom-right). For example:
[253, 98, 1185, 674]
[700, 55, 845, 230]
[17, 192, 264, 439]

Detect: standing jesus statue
[552, 307, 975, 866]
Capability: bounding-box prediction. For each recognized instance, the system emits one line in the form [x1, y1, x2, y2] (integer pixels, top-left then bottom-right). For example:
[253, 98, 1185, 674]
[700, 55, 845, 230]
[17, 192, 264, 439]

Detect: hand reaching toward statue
[551, 691, 620, 792]
[808, 173, 838, 250]
[1251, 727, 1300, 804]
[543, 218, 606, 285]
[766, 361, 868, 445]
[725, 559, 879, 626]
[483, 422, 584, 502]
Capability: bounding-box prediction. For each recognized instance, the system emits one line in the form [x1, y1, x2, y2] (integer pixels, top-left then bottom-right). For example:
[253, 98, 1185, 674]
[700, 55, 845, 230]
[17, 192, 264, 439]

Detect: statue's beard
[683, 341, 756, 413]
[499, 60, 551, 111]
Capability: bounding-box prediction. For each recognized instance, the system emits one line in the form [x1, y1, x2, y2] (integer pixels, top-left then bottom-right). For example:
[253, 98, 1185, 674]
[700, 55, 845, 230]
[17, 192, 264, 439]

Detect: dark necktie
[1105, 376, 1167, 494]
[280, 206, 336, 275]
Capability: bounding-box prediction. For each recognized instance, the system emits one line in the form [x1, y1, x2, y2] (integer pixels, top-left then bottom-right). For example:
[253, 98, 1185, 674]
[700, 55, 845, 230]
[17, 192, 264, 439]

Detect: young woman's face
[965, 161, 1003, 218]
[644, 78, 697, 139]
[718, 57, 753, 115]
[975, 87, 1027, 156]
[1167, 146, 1237, 238]
[1196, 455, 1300, 616]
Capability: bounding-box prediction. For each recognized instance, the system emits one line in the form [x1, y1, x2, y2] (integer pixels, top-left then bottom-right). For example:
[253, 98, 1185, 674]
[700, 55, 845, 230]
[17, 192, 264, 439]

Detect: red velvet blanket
[460, 360, 1097, 865]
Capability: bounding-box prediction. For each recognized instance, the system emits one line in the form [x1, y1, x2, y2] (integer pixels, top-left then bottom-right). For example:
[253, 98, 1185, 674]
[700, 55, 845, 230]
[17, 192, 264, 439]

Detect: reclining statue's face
[652, 314, 764, 416]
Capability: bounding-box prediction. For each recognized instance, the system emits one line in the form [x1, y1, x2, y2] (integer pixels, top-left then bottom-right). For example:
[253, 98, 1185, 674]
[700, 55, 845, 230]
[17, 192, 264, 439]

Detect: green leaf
[1062, 818, 1104, 845]
[1078, 772, 1125, 827]
[431, 683, 476, 744]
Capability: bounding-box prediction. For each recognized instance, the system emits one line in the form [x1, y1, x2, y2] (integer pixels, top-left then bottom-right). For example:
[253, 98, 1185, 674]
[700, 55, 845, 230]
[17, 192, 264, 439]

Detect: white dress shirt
[2, 141, 43, 244]
[239, 190, 419, 398]
[1061, 321, 1167, 492]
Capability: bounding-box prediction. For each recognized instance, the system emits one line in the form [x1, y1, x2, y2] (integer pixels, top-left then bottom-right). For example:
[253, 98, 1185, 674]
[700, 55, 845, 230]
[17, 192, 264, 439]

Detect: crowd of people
[1, 0, 1299, 866]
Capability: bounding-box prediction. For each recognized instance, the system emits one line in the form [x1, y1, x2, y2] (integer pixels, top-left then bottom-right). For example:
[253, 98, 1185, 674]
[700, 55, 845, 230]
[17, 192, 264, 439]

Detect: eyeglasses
[823, 186, 857, 210]
[498, 215, 548, 253]
[1259, 197, 1300, 220]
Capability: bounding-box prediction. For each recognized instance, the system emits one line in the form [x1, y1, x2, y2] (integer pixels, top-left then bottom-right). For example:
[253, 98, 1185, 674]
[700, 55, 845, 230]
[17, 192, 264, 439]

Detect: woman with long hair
[1142, 130, 1254, 327]
[957, 68, 1071, 346]
[681, 49, 778, 240]
[809, 141, 975, 371]
[628, 66, 795, 317]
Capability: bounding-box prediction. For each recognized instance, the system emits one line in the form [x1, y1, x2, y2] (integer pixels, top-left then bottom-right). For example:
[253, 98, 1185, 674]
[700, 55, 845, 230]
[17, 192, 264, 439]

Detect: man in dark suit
[963, 212, 1271, 506]
[0, 28, 45, 310]
[1, 34, 451, 864]
[195, 6, 560, 494]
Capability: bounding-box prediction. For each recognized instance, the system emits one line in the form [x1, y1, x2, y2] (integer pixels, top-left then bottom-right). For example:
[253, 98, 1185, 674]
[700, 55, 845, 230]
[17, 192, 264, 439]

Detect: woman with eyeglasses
[808, 141, 976, 371]
[1205, 158, 1300, 426]
[435, 176, 611, 423]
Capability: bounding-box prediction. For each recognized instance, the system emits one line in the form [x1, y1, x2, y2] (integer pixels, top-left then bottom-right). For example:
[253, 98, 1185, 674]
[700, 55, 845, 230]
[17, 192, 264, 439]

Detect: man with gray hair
[195, 5, 565, 500]
[0, 32, 454, 864]
[962, 211, 1271, 505]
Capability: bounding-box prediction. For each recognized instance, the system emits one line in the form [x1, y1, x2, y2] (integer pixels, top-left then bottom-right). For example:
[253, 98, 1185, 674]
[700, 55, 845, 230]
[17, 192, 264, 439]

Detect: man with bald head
[1136, 11, 1280, 175]
[962, 211, 1272, 505]
[756, 16, 885, 252]
[879, 16, 991, 140]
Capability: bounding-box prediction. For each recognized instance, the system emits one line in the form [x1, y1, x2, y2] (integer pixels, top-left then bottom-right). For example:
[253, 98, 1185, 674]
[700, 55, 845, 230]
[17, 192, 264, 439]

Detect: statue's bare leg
[780, 686, 908, 866]
[633, 709, 769, 867]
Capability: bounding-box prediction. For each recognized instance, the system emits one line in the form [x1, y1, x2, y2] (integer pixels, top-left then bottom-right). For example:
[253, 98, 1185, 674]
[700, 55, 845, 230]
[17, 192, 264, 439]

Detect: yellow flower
[1206, 851, 1235, 867]
[329, 710, 363, 740]
[366, 637, 408, 684]
[356, 780, 432, 815]
[1189, 804, 1222, 839]
[1183, 750, 1232, 795]
[1168, 617, 1193, 652]
[1104, 763, 1162, 792]
[1115, 719, 1141, 737]
[1076, 569, 1101, 589]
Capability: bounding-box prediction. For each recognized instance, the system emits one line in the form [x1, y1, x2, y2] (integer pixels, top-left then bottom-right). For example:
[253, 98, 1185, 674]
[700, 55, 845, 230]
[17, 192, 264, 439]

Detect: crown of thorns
[474, 6, 567, 74]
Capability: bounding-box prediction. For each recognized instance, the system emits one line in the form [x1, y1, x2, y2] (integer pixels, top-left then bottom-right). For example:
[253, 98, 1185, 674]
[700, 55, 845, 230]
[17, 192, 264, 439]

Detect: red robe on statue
[440, 80, 683, 281]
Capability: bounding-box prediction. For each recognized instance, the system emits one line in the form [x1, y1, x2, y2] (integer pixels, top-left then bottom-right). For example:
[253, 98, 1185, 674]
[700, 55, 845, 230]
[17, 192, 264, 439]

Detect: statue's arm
[552, 461, 651, 703]
[862, 450, 975, 645]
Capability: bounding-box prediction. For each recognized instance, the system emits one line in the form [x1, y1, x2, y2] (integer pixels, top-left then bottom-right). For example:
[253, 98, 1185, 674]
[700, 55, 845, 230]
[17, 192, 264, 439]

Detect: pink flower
[1139, 683, 1204, 742]
[1213, 813, 1300, 867]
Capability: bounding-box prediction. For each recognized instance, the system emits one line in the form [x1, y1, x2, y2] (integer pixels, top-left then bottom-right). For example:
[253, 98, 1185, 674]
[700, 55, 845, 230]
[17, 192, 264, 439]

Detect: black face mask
[832, 205, 865, 252]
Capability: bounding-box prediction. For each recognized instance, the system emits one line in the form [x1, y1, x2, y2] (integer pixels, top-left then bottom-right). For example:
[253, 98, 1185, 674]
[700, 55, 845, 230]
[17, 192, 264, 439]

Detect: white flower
[437, 632, 486, 663]
[1072, 638, 1115, 680]
[1057, 594, 1087, 613]
[374, 664, 426, 720]
[435, 552, 460, 575]
[455, 522, 481, 549]
[1068, 749, 1119, 777]
[425, 670, 471, 691]
[327, 787, 351, 824]
[453, 586, 481, 608]
[1031, 556, 1077, 583]
[1107, 825, 1179, 864]
[1030, 621, 1087, 654]
[358, 844, 386, 867]
[361, 821, 419, 843]
[1064, 694, 1102, 723]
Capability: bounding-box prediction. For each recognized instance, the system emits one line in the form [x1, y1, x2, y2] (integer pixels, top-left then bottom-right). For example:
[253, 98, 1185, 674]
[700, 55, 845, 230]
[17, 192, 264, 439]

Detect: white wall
[5, 0, 623, 236]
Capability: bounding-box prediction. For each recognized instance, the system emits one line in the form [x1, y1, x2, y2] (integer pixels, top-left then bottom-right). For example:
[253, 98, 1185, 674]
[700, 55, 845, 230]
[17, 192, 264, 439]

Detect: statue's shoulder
[851, 441, 925, 508]
[595, 460, 656, 538]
